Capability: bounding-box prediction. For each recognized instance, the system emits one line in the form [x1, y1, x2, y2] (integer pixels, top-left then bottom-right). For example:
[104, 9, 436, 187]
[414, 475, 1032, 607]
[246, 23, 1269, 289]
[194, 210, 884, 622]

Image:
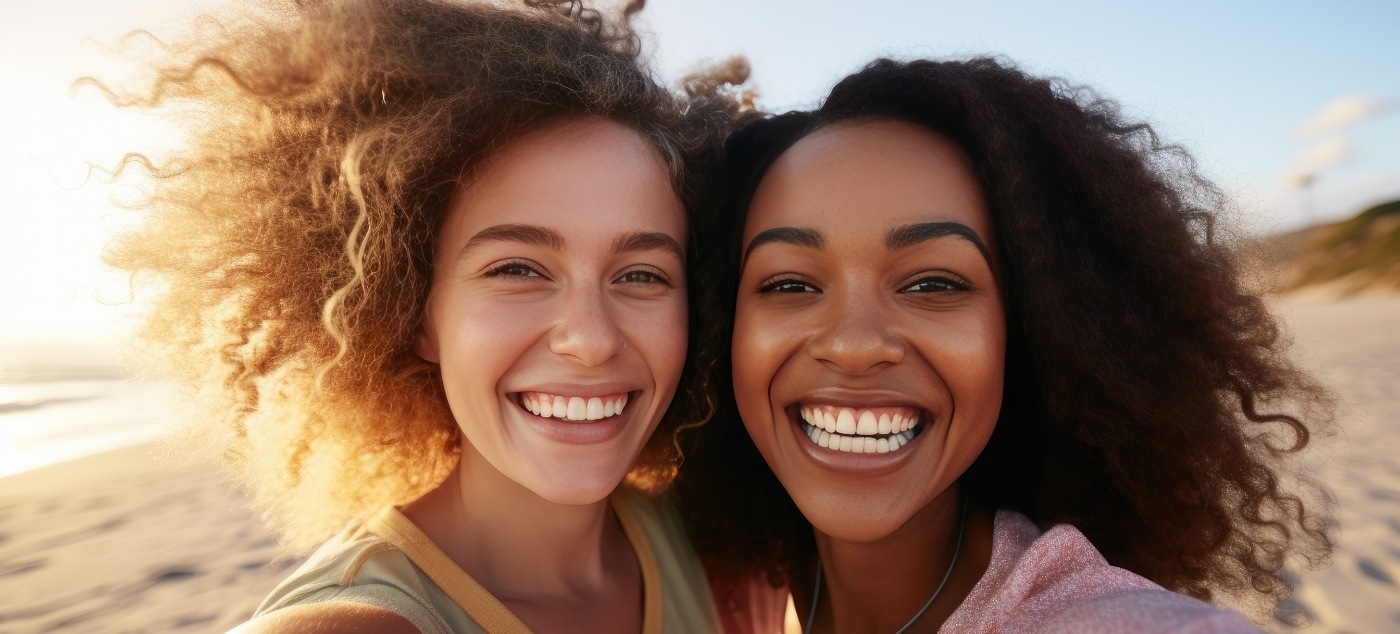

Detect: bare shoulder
[228, 601, 421, 634]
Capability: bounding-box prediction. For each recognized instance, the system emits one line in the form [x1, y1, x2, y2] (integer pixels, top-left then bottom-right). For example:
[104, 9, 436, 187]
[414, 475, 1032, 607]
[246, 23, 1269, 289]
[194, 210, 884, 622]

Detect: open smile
[518, 391, 633, 421]
[794, 404, 926, 454]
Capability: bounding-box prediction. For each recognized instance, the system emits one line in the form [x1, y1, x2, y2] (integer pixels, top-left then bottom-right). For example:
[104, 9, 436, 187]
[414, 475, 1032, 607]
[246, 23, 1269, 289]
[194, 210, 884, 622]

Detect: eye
[484, 260, 544, 279]
[615, 268, 672, 287]
[899, 275, 969, 294]
[758, 277, 819, 294]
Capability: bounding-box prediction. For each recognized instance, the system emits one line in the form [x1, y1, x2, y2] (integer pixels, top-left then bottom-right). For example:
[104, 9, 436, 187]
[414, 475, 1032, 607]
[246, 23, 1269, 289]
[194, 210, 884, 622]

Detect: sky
[1, 0, 1397, 363]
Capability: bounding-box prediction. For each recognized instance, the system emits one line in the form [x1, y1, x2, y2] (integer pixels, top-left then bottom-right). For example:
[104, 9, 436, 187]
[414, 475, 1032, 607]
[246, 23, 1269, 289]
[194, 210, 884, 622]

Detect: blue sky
[636, 0, 1400, 231]
[1, 0, 1396, 356]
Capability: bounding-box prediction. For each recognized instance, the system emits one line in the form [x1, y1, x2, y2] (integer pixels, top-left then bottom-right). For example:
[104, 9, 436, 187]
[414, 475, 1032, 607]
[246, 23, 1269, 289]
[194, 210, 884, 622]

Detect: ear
[416, 301, 441, 364]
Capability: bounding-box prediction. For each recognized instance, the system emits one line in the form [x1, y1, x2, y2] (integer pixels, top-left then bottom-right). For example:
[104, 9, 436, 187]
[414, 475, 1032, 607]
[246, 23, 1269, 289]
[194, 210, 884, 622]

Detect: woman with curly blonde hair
[99, 0, 739, 631]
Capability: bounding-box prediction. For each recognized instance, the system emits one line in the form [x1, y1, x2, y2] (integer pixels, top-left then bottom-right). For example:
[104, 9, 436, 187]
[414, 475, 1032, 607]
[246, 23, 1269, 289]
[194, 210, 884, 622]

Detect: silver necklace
[803, 497, 970, 634]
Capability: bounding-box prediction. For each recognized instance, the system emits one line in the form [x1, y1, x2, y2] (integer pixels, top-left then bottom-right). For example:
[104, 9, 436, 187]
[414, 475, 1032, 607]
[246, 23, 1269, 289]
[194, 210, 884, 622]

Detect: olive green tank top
[253, 487, 721, 633]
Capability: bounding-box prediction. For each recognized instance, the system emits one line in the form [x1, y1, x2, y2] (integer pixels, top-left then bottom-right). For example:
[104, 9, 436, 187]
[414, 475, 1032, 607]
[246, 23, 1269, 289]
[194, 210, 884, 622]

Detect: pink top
[940, 510, 1256, 633]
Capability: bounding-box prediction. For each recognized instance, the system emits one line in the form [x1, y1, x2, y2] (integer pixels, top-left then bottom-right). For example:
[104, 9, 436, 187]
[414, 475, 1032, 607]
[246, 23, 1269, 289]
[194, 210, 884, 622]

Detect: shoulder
[1039, 588, 1257, 633]
[256, 519, 418, 612]
[948, 511, 1255, 633]
[230, 601, 421, 634]
[250, 513, 452, 633]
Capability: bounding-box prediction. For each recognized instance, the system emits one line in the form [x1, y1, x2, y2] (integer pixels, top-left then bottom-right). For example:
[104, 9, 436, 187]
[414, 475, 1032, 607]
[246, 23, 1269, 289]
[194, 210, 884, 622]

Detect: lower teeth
[802, 422, 916, 454]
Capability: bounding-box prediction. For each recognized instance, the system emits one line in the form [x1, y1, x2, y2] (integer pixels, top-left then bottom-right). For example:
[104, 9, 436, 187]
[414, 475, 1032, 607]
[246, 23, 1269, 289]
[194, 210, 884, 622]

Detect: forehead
[745, 119, 992, 245]
[444, 117, 686, 240]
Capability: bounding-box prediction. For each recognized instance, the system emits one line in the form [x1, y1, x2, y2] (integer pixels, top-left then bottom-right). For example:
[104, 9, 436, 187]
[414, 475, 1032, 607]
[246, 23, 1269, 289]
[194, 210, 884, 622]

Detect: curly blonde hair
[97, 0, 738, 549]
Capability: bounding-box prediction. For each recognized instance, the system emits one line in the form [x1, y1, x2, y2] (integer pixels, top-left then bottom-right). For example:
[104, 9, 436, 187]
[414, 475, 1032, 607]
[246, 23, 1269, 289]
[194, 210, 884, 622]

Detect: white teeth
[835, 410, 857, 434]
[798, 405, 924, 454]
[521, 392, 629, 421]
[856, 410, 877, 435]
[798, 414, 922, 454]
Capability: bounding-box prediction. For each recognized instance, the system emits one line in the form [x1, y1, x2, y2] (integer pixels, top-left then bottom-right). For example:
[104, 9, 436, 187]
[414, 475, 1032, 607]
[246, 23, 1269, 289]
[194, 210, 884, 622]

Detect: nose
[548, 284, 627, 366]
[805, 294, 904, 375]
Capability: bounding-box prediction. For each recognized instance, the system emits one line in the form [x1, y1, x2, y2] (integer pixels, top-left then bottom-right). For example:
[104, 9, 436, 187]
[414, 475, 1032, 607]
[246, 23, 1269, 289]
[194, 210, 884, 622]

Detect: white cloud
[1287, 137, 1355, 179]
[1295, 94, 1397, 138]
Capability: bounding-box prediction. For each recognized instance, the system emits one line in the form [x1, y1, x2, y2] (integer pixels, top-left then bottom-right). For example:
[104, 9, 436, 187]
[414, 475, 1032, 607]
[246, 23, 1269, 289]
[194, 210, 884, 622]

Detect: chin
[523, 463, 631, 506]
[794, 492, 915, 543]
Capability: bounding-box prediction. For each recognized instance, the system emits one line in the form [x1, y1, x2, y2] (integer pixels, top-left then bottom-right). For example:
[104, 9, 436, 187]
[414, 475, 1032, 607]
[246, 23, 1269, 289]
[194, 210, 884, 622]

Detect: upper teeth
[521, 392, 628, 421]
[799, 405, 921, 454]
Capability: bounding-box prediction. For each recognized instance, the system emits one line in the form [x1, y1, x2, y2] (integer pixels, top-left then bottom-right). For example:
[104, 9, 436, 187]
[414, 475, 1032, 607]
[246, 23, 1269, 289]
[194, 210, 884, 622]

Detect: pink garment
[941, 510, 1256, 633]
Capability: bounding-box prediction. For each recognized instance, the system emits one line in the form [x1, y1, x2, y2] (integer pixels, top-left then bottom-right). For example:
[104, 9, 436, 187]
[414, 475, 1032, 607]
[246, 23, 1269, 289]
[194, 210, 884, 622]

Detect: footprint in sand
[149, 565, 200, 585]
[0, 557, 45, 577]
[1368, 489, 1400, 504]
[1356, 557, 1396, 586]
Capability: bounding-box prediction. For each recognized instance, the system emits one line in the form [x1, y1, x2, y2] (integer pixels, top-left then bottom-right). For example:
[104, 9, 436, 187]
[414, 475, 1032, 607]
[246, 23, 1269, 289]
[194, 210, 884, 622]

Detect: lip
[780, 389, 933, 475]
[513, 381, 640, 399]
[508, 384, 642, 445]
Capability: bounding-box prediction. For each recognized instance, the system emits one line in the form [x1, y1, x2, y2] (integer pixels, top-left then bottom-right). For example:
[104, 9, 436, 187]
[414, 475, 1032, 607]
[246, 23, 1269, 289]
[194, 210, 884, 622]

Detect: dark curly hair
[96, 0, 740, 549]
[676, 57, 1335, 619]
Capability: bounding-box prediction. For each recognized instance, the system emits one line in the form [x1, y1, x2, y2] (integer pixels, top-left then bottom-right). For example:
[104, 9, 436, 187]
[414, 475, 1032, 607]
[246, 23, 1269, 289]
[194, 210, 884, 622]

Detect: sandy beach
[0, 294, 1396, 633]
[1266, 294, 1400, 632]
[0, 443, 296, 632]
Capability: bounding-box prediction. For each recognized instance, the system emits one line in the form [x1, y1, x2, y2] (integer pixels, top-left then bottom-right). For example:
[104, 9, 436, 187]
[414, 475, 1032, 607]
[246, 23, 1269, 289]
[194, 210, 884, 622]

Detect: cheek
[433, 294, 539, 387]
[931, 307, 1007, 444]
[624, 296, 690, 391]
[730, 299, 789, 432]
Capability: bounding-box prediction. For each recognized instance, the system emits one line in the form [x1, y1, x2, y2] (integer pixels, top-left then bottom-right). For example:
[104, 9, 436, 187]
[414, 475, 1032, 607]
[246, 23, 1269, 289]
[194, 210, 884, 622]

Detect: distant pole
[1291, 173, 1316, 226]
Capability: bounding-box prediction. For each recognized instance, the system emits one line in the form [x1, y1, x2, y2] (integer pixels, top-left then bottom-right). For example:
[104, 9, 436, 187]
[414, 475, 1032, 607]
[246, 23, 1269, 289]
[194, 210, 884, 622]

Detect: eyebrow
[742, 226, 823, 266]
[458, 224, 683, 262]
[886, 222, 993, 266]
[460, 223, 564, 258]
[612, 231, 685, 261]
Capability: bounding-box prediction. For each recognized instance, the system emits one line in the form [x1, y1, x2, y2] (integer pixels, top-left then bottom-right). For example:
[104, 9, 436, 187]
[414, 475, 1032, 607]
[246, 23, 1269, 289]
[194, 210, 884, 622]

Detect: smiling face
[733, 119, 1006, 542]
[418, 118, 688, 506]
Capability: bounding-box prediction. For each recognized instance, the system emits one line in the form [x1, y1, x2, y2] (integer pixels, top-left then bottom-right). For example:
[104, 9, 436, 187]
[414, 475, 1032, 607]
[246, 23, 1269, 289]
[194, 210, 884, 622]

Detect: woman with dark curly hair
[97, 0, 741, 631]
[677, 57, 1334, 632]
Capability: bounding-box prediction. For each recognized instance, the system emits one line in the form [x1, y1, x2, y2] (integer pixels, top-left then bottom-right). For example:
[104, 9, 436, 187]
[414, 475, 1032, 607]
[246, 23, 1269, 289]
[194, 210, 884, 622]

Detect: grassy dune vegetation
[1245, 199, 1400, 295]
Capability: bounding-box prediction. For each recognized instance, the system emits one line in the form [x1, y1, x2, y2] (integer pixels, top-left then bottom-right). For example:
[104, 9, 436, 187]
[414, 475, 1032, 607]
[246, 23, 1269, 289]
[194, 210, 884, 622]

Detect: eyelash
[757, 277, 818, 294]
[484, 259, 542, 279]
[899, 274, 970, 293]
[483, 260, 672, 287]
[756, 274, 971, 294]
[616, 268, 673, 287]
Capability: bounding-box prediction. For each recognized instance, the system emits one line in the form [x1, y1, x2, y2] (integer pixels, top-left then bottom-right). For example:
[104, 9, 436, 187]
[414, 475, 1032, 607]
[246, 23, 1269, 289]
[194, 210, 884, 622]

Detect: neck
[805, 490, 994, 634]
[403, 445, 631, 603]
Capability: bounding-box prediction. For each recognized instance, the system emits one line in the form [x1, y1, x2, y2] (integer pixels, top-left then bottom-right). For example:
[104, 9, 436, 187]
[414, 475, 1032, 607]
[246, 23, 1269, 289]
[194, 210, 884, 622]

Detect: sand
[0, 444, 296, 632]
[1266, 294, 1400, 632]
[0, 294, 1396, 633]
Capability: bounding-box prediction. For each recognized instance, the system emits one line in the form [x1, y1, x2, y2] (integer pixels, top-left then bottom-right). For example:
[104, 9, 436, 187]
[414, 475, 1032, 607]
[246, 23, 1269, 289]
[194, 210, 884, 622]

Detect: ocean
[0, 371, 177, 478]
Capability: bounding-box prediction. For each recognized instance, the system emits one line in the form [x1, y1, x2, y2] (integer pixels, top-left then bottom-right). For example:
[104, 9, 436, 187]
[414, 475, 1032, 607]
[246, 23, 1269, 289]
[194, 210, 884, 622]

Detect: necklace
[802, 497, 970, 634]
